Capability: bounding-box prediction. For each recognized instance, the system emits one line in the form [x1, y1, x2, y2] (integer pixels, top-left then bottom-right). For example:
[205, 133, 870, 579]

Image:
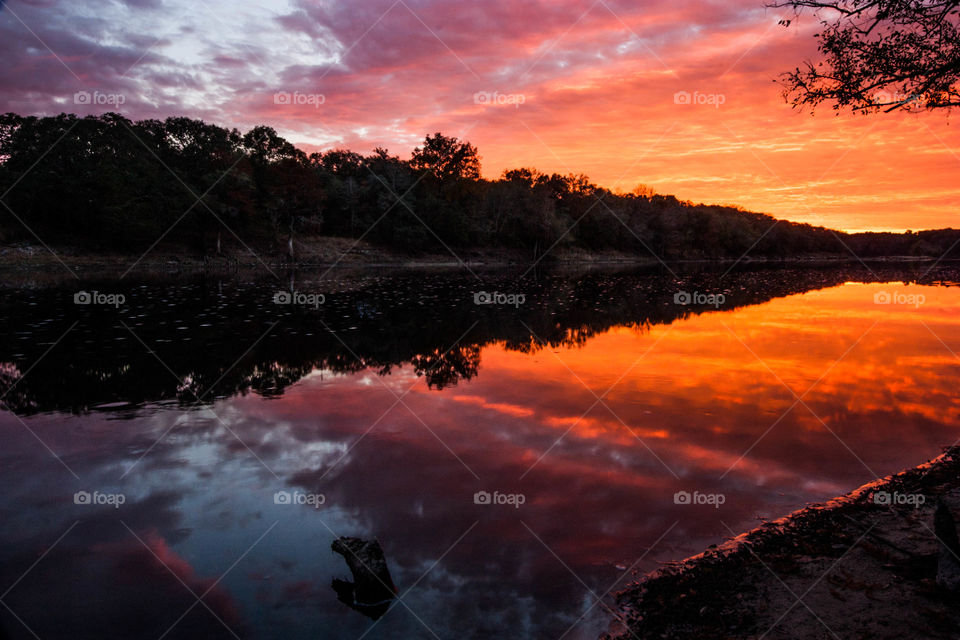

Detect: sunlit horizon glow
[2, 0, 959, 233]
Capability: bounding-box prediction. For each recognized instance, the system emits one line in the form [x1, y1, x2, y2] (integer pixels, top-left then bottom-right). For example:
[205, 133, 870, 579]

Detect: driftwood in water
[331, 537, 397, 619]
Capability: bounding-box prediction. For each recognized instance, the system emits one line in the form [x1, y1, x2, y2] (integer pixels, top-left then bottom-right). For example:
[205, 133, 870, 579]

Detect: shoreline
[0, 241, 939, 272]
[604, 446, 960, 639]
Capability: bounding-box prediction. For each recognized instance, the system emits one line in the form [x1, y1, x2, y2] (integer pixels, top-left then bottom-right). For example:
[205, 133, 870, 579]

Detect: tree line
[0, 112, 956, 260]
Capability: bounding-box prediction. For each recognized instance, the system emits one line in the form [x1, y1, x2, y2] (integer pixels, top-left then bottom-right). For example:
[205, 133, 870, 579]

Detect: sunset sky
[2, 0, 959, 232]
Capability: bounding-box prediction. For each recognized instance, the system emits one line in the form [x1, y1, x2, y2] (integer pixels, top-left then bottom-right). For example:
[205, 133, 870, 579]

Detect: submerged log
[331, 537, 397, 619]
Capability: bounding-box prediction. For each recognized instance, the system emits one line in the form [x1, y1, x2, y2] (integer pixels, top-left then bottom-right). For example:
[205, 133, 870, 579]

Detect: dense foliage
[0, 112, 957, 260]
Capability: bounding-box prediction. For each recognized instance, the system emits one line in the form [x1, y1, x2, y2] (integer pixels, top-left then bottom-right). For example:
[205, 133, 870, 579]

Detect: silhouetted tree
[410, 132, 480, 183]
[773, 0, 960, 113]
[242, 125, 317, 258]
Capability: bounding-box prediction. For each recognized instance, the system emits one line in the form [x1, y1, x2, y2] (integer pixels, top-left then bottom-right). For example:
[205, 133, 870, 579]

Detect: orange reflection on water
[254, 281, 960, 589]
[463, 283, 960, 482]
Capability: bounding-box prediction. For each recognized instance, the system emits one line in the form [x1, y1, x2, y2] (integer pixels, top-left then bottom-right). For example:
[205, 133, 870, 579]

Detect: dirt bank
[0, 239, 936, 272]
[604, 446, 960, 639]
[0, 238, 663, 271]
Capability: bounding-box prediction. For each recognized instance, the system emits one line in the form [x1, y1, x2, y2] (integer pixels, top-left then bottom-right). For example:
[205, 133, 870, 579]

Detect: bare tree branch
[771, 0, 960, 114]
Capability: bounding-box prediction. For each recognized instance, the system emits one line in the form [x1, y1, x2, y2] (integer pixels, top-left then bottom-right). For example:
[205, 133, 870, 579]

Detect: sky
[1, 0, 959, 232]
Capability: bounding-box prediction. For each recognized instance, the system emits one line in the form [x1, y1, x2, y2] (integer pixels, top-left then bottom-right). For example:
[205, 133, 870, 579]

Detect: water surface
[1, 264, 958, 639]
